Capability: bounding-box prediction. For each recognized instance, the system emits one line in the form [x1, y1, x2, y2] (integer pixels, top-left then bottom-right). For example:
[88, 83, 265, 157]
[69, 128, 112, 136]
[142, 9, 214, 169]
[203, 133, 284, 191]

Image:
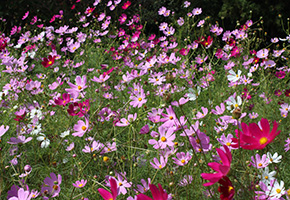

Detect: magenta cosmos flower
[201, 145, 232, 186]
[136, 183, 168, 200]
[231, 118, 281, 150]
[98, 178, 118, 200]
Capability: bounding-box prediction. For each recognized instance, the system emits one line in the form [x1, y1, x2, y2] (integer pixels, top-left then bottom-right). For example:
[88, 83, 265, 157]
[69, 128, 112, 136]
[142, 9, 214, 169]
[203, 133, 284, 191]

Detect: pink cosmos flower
[201, 145, 232, 186]
[136, 178, 151, 193]
[231, 118, 281, 150]
[211, 103, 225, 115]
[256, 48, 269, 59]
[73, 179, 87, 188]
[122, 1, 131, 9]
[22, 11, 29, 20]
[98, 177, 118, 200]
[0, 125, 9, 138]
[66, 75, 87, 94]
[148, 126, 175, 149]
[172, 152, 192, 166]
[250, 154, 269, 169]
[72, 118, 89, 137]
[115, 113, 137, 127]
[41, 173, 62, 198]
[150, 156, 167, 169]
[8, 188, 33, 200]
[136, 183, 168, 200]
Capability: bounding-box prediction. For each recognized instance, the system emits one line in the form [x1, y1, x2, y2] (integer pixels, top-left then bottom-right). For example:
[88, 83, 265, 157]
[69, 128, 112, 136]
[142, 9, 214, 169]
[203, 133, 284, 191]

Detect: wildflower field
[1, 0, 290, 199]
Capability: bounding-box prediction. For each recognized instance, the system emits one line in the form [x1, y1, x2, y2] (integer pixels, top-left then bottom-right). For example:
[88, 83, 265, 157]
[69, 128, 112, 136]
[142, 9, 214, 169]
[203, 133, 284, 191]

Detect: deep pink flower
[218, 176, 235, 200]
[54, 93, 70, 106]
[201, 145, 232, 186]
[98, 178, 118, 200]
[41, 55, 56, 68]
[122, 1, 131, 10]
[231, 118, 281, 150]
[275, 71, 286, 79]
[136, 183, 168, 200]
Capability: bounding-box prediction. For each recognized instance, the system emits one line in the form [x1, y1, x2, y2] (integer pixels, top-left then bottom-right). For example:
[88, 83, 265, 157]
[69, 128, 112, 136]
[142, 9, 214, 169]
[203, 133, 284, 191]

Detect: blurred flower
[201, 145, 232, 186]
[136, 183, 168, 200]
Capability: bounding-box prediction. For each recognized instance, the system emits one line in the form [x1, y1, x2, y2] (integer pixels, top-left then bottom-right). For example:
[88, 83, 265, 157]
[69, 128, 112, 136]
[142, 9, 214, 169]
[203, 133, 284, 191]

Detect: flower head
[231, 118, 281, 150]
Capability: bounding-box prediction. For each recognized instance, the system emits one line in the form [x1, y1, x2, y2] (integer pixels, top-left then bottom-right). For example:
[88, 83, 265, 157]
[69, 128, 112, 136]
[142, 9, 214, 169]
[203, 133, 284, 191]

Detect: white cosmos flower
[37, 134, 50, 148]
[266, 180, 285, 199]
[267, 152, 282, 164]
[258, 167, 276, 185]
[226, 95, 242, 112]
[227, 69, 242, 82]
[187, 86, 201, 101]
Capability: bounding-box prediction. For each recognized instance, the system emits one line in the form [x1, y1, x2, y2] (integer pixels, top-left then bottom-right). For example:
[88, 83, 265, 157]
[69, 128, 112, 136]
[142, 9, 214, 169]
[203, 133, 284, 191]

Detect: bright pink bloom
[136, 183, 168, 200]
[231, 118, 281, 150]
[54, 93, 70, 106]
[98, 178, 118, 200]
[122, 1, 131, 10]
[201, 145, 232, 186]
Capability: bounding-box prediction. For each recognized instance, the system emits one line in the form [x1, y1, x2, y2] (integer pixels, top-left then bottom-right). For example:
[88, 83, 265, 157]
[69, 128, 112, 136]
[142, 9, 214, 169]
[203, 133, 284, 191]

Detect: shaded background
[0, 0, 290, 40]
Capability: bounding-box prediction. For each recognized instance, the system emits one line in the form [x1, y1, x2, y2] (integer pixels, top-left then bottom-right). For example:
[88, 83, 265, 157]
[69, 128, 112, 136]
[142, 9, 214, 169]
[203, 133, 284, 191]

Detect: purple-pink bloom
[172, 152, 192, 166]
[148, 126, 175, 149]
[250, 154, 269, 169]
[41, 173, 62, 198]
[8, 188, 33, 200]
[0, 125, 9, 138]
[150, 156, 167, 169]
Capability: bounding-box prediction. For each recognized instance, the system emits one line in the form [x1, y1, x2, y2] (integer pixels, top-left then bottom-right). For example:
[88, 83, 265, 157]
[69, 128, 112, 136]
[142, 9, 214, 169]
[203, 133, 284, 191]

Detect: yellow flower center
[169, 116, 173, 120]
[258, 163, 262, 167]
[226, 142, 231, 146]
[103, 156, 109, 162]
[78, 86, 82, 90]
[159, 165, 162, 169]
[78, 184, 83, 187]
[81, 126, 87, 131]
[138, 97, 142, 101]
[276, 189, 281, 194]
[161, 136, 166, 142]
[265, 176, 268, 179]
[48, 61, 52, 65]
[259, 137, 268, 145]
[181, 159, 185, 163]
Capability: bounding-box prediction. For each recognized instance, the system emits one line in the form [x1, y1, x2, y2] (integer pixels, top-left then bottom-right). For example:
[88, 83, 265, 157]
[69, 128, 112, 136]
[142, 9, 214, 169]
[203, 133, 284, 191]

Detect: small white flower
[60, 130, 70, 138]
[258, 167, 276, 185]
[227, 69, 242, 82]
[226, 95, 242, 112]
[37, 134, 50, 148]
[30, 108, 43, 119]
[267, 152, 282, 164]
[187, 87, 201, 101]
